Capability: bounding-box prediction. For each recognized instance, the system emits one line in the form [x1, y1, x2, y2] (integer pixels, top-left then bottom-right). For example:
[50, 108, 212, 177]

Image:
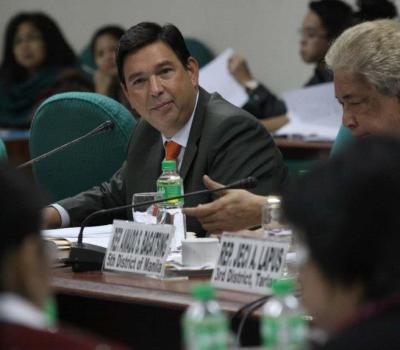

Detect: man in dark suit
[0, 164, 126, 349]
[44, 22, 287, 235]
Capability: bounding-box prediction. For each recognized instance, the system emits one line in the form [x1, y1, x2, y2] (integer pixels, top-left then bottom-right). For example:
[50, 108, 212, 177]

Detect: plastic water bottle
[261, 279, 307, 349]
[182, 283, 229, 350]
[157, 160, 186, 249]
[157, 160, 184, 208]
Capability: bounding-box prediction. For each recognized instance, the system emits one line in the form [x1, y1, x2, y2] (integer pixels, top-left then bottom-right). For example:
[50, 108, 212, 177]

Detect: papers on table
[199, 48, 248, 107]
[41, 224, 113, 248]
[275, 82, 342, 141]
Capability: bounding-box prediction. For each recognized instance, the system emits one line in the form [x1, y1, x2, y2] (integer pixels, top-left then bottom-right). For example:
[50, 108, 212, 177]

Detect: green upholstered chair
[330, 125, 353, 157]
[185, 37, 214, 68]
[79, 45, 96, 78]
[0, 138, 7, 161]
[30, 92, 136, 203]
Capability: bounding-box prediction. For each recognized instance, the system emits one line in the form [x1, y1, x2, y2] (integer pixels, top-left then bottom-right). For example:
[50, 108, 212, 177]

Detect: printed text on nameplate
[211, 234, 289, 294]
[103, 220, 174, 278]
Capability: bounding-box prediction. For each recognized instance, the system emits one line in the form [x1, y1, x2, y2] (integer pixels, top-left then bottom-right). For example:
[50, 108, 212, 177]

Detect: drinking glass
[132, 192, 162, 224]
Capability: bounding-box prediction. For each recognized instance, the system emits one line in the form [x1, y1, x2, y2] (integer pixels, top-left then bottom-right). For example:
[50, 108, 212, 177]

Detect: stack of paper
[275, 82, 342, 141]
[42, 224, 113, 249]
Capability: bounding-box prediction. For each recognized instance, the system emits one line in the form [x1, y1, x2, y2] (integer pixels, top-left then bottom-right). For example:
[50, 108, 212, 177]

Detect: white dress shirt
[0, 293, 49, 330]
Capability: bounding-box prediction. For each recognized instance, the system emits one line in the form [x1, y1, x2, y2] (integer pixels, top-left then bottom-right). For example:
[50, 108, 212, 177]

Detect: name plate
[103, 220, 174, 278]
[211, 233, 289, 294]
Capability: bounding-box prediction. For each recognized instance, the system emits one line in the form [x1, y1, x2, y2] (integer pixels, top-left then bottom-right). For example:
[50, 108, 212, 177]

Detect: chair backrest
[30, 92, 136, 202]
[0, 138, 7, 161]
[330, 125, 353, 157]
[185, 37, 215, 68]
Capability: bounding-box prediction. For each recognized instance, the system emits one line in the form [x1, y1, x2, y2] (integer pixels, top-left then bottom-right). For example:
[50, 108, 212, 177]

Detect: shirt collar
[0, 293, 48, 330]
[161, 90, 199, 148]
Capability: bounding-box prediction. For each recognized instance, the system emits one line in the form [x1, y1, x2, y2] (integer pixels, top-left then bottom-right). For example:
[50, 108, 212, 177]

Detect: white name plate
[103, 220, 174, 278]
[211, 233, 289, 294]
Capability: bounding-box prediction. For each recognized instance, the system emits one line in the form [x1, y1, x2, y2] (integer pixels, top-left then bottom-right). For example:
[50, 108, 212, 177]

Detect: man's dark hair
[283, 136, 400, 301]
[355, 0, 398, 23]
[0, 164, 44, 269]
[0, 12, 77, 85]
[309, 0, 354, 40]
[116, 22, 191, 85]
[90, 25, 125, 54]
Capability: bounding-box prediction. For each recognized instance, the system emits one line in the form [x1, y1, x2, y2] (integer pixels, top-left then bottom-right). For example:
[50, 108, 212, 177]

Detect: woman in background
[0, 12, 91, 128]
[228, 0, 353, 123]
[90, 25, 132, 112]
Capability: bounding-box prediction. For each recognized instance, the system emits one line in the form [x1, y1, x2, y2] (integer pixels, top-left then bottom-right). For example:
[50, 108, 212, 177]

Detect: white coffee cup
[181, 237, 220, 266]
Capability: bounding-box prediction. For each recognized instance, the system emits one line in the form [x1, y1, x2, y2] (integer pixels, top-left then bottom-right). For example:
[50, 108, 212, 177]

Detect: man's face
[299, 11, 330, 64]
[334, 69, 400, 138]
[121, 41, 199, 137]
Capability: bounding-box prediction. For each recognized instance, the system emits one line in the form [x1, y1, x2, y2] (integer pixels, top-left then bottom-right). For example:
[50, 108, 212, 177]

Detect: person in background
[228, 0, 353, 128]
[0, 12, 92, 128]
[90, 25, 132, 111]
[184, 19, 400, 234]
[354, 0, 398, 23]
[0, 164, 127, 349]
[283, 136, 400, 349]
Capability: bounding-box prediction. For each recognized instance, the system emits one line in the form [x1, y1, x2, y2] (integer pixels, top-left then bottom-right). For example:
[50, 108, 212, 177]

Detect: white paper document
[41, 224, 113, 248]
[275, 82, 342, 141]
[199, 48, 248, 107]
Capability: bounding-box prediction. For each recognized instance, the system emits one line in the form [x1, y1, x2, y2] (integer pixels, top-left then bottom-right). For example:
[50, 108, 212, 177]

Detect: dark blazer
[312, 305, 400, 350]
[59, 87, 287, 235]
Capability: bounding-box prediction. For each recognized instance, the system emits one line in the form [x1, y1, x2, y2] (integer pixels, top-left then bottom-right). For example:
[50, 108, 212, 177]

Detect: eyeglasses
[13, 33, 43, 46]
[298, 28, 328, 40]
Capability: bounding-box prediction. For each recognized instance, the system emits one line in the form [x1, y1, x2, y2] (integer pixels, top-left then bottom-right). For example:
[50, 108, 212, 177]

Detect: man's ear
[186, 56, 199, 87]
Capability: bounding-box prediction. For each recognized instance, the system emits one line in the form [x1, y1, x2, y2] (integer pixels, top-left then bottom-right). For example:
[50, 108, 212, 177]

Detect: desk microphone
[68, 176, 258, 272]
[18, 120, 115, 169]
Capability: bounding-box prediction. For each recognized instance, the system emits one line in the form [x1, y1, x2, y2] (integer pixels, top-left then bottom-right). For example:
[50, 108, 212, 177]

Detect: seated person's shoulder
[205, 92, 261, 126]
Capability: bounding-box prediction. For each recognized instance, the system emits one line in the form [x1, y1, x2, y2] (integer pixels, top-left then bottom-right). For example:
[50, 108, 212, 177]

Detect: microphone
[17, 120, 115, 169]
[68, 176, 258, 272]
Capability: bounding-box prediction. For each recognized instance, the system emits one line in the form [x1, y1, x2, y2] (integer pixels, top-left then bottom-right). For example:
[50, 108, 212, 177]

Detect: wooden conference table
[52, 267, 261, 349]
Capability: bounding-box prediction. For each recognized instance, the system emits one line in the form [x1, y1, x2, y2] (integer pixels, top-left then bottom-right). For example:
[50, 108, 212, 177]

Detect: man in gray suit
[44, 22, 287, 236]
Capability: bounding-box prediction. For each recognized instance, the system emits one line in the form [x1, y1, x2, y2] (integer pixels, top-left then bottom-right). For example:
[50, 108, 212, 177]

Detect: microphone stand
[68, 177, 258, 272]
[18, 121, 114, 169]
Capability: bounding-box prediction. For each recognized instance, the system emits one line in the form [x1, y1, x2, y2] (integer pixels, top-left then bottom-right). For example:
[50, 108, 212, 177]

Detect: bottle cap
[191, 283, 215, 300]
[162, 160, 177, 170]
[271, 278, 295, 296]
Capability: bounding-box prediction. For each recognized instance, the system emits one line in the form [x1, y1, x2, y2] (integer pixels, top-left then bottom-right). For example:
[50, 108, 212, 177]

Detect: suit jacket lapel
[180, 88, 210, 180]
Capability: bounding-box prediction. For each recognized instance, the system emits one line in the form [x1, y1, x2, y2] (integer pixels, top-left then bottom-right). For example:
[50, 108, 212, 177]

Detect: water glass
[132, 192, 161, 224]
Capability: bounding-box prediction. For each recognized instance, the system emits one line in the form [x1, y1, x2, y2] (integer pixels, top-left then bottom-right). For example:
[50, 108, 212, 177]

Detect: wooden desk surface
[52, 267, 260, 314]
[274, 137, 332, 160]
[52, 268, 262, 349]
[274, 138, 332, 150]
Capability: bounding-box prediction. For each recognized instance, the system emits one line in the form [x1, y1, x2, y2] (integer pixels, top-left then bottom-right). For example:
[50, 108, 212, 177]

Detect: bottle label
[261, 315, 306, 347]
[157, 179, 184, 207]
[183, 315, 228, 350]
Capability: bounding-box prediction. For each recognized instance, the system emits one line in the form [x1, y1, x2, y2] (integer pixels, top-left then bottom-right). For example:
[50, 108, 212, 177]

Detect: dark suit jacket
[59, 87, 287, 235]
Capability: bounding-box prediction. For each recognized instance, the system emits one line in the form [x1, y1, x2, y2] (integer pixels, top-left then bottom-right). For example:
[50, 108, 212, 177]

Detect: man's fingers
[203, 175, 227, 196]
[183, 203, 214, 219]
